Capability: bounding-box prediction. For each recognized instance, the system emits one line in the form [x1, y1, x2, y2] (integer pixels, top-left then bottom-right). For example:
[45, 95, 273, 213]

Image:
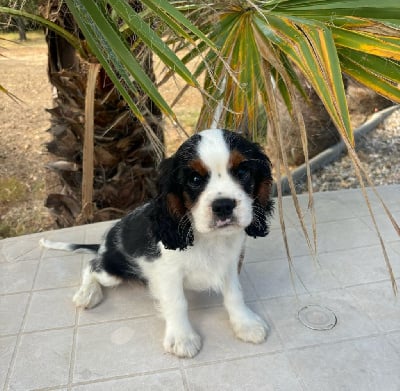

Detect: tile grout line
[385, 331, 400, 357]
[178, 357, 190, 391]
[67, 227, 87, 391]
[3, 243, 44, 390]
[31, 386, 66, 391]
[67, 367, 183, 389]
[242, 237, 400, 265]
[280, 341, 314, 391]
[284, 331, 400, 353]
[1, 241, 42, 263]
[67, 307, 81, 391]
[182, 350, 287, 371]
[0, 307, 160, 339]
[0, 284, 81, 298]
[71, 310, 158, 329]
[240, 267, 261, 302]
[245, 239, 397, 264]
[343, 283, 399, 335]
[1, 325, 75, 339]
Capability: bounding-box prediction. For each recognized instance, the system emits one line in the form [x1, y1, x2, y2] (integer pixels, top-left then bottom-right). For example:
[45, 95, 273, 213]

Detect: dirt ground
[0, 31, 202, 238]
[0, 32, 55, 238]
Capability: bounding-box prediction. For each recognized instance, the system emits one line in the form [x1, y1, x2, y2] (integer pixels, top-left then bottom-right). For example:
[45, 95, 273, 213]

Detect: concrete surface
[1, 185, 399, 390]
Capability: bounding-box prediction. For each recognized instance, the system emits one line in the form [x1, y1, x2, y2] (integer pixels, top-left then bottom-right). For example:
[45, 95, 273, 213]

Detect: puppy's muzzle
[212, 198, 237, 227]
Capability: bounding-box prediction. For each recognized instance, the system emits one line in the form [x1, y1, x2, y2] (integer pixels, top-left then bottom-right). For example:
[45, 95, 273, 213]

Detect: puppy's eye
[188, 173, 204, 189]
[235, 166, 250, 182]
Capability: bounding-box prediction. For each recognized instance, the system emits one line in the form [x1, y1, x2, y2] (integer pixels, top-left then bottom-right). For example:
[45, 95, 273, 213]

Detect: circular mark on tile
[111, 326, 135, 345]
[298, 304, 337, 331]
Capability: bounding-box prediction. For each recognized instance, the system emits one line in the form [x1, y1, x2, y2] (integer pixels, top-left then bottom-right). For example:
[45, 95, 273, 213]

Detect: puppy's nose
[212, 198, 236, 218]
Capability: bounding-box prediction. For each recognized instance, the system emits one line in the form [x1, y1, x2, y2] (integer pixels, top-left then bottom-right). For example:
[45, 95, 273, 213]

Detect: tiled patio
[1, 185, 399, 391]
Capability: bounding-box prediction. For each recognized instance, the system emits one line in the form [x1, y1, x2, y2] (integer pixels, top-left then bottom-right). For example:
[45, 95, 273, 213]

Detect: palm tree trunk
[41, 1, 164, 227]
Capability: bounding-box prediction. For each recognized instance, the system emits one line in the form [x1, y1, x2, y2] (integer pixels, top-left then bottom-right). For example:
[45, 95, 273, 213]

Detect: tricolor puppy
[41, 128, 274, 358]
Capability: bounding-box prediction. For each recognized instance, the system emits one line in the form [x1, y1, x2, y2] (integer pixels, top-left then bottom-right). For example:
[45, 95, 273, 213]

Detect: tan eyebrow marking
[189, 158, 208, 176]
[228, 150, 246, 169]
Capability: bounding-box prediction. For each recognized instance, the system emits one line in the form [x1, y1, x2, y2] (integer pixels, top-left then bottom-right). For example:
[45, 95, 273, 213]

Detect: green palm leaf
[254, 14, 353, 143]
[65, 0, 174, 125]
[110, 0, 199, 88]
[339, 49, 400, 102]
[188, 1, 400, 141]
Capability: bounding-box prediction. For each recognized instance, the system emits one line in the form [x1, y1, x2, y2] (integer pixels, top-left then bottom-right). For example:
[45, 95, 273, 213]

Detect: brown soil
[0, 32, 55, 238]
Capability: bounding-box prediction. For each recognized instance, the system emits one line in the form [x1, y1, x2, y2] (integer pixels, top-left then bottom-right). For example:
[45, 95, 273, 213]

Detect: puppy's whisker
[178, 214, 191, 236]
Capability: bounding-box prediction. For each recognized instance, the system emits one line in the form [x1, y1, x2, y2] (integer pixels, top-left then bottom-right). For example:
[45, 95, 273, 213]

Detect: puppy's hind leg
[73, 261, 122, 309]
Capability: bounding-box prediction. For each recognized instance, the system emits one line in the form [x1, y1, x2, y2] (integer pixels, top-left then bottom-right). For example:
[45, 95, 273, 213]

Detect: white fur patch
[191, 129, 253, 233]
[73, 267, 122, 309]
[197, 128, 230, 174]
[40, 238, 76, 252]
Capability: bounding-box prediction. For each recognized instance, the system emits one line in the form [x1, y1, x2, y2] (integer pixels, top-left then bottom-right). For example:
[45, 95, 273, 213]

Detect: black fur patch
[222, 130, 274, 237]
[151, 134, 204, 250]
[91, 203, 159, 280]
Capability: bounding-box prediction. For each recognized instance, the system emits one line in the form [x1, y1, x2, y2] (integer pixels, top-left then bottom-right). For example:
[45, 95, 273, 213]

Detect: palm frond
[0, 83, 23, 103]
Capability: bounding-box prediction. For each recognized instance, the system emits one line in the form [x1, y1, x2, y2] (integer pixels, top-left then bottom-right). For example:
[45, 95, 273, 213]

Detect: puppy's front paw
[163, 330, 202, 358]
[232, 312, 268, 344]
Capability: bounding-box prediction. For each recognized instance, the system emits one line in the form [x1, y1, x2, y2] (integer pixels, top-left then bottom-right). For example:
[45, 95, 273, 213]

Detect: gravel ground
[298, 108, 400, 193]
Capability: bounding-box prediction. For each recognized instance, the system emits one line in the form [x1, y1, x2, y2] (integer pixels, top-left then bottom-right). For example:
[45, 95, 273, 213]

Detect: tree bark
[41, 1, 164, 227]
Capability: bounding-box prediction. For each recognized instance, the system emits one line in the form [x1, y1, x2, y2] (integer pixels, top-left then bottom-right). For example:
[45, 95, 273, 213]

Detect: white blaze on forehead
[197, 129, 230, 174]
[190, 129, 254, 233]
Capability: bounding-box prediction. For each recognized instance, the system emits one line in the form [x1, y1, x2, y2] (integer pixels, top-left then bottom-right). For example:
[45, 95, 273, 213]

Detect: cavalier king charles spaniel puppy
[41, 128, 274, 358]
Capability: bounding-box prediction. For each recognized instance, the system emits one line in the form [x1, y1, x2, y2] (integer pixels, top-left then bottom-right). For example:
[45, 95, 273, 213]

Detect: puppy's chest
[182, 239, 242, 291]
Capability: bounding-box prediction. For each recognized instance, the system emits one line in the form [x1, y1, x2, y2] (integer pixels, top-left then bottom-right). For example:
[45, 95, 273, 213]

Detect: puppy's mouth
[213, 217, 237, 229]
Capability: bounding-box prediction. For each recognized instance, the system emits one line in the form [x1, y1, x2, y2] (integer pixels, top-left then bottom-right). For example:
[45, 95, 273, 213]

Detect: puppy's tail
[40, 238, 100, 254]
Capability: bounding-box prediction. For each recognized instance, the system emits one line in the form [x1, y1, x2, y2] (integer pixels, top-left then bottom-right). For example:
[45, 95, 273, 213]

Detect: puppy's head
[152, 129, 273, 250]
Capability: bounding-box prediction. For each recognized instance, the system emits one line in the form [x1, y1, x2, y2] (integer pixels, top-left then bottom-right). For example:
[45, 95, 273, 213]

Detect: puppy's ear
[151, 157, 194, 250]
[245, 148, 274, 238]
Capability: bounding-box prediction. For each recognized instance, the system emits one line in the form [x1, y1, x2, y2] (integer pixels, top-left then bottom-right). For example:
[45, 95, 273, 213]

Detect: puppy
[41, 128, 274, 358]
